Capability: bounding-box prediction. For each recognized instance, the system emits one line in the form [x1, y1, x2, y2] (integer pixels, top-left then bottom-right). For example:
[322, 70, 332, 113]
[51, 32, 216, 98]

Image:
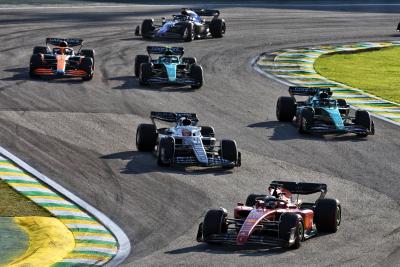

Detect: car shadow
[165, 243, 286, 257]
[101, 150, 235, 175]
[108, 76, 197, 92]
[2, 67, 86, 83]
[248, 121, 368, 142]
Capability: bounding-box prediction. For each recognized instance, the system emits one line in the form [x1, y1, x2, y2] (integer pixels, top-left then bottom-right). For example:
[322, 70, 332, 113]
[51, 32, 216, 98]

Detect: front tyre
[136, 123, 157, 151]
[279, 213, 303, 249]
[220, 139, 238, 168]
[157, 137, 175, 167]
[81, 57, 94, 81]
[183, 23, 194, 42]
[276, 96, 296, 122]
[202, 209, 227, 244]
[189, 64, 203, 89]
[135, 55, 150, 77]
[139, 63, 153, 86]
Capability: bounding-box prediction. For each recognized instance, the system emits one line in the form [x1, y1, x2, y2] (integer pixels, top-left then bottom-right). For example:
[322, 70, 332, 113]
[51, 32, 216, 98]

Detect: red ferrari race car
[29, 38, 95, 81]
[197, 181, 341, 249]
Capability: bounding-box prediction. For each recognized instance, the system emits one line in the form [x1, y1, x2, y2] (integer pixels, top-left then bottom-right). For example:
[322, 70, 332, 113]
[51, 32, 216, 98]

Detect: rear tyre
[33, 46, 48, 54]
[279, 213, 303, 249]
[157, 137, 175, 167]
[200, 126, 215, 137]
[276, 96, 296, 122]
[141, 19, 154, 37]
[209, 19, 226, 38]
[245, 193, 267, 207]
[355, 110, 372, 137]
[202, 209, 227, 244]
[136, 123, 157, 151]
[135, 55, 150, 77]
[139, 63, 153, 85]
[182, 57, 197, 65]
[314, 198, 341, 233]
[201, 126, 215, 147]
[189, 64, 203, 89]
[80, 57, 94, 81]
[298, 108, 314, 134]
[80, 49, 95, 66]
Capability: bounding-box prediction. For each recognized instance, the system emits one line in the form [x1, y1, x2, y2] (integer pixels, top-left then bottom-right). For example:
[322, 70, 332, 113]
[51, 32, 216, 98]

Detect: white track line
[0, 146, 131, 267]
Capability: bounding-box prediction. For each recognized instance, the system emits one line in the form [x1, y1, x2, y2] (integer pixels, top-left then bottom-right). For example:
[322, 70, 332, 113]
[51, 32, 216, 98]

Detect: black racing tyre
[245, 194, 267, 207]
[157, 137, 175, 167]
[209, 19, 226, 38]
[80, 57, 94, 81]
[135, 55, 150, 77]
[202, 209, 227, 243]
[136, 123, 157, 151]
[201, 126, 215, 147]
[183, 23, 194, 42]
[221, 139, 238, 168]
[139, 63, 153, 85]
[200, 126, 215, 137]
[33, 46, 48, 54]
[337, 99, 347, 107]
[337, 99, 349, 115]
[298, 108, 314, 134]
[276, 96, 296, 122]
[29, 54, 42, 78]
[141, 19, 154, 37]
[314, 198, 341, 233]
[189, 64, 203, 89]
[182, 57, 197, 66]
[80, 49, 95, 65]
[355, 110, 372, 136]
[279, 213, 304, 249]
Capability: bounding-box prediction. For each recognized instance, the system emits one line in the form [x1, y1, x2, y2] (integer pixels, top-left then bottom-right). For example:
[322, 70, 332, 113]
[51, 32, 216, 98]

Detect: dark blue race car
[276, 87, 375, 137]
[135, 8, 226, 42]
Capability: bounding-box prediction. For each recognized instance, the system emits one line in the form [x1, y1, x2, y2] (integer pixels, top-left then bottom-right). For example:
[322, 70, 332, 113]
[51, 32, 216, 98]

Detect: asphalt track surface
[0, 1, 400, 266]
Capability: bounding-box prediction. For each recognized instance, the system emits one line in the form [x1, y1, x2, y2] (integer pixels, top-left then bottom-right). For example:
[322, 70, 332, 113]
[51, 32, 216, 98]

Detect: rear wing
[190, 8, 220, 17]
[146, 46, 184, 56]
[150, 111, 198, 123]
[270, 181, 327, 197]
[46, 38, 83, 47]
[288, 86, 331, 97]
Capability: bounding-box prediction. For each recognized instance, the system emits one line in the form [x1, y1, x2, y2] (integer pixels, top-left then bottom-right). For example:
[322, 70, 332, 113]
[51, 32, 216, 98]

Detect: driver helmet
[264, 196, 278, 209]
[59, 41, 68, 47]
[165, 50, 173, 56]
[182, 118, 192, 126]
[181, 8, 189, 16]
[319, 92, 329, 99]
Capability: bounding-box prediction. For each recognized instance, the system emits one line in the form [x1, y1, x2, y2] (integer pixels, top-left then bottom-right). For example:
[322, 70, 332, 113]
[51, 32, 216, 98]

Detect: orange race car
[29, 38, 95, 81]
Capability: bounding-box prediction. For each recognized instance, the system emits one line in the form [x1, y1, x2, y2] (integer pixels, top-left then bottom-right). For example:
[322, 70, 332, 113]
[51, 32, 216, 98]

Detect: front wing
[196, 223, 293, 248]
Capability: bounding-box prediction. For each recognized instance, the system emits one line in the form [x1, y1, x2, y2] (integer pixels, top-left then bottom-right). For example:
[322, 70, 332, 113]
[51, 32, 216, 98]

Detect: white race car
[136, 112, 241, 168]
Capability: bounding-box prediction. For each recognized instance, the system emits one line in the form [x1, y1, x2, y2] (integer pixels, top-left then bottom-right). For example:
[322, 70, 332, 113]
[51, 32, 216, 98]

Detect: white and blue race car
[136, 112, 241, 168]
[135, 8, 226, 42]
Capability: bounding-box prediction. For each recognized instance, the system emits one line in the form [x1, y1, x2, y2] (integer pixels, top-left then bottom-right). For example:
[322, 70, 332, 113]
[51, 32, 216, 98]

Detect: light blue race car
[135, 46, 203, 89]
[276, 87, 375, 137]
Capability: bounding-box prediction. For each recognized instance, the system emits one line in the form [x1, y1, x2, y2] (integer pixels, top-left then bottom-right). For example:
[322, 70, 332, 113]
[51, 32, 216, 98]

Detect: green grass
[314, 46, 400, 104]
[0, 180, 51, 217]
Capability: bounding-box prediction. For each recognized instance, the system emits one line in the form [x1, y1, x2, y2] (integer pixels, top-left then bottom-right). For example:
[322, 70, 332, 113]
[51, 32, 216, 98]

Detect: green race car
[134, 46, 203, 89]
[276, 87, 375, 137]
